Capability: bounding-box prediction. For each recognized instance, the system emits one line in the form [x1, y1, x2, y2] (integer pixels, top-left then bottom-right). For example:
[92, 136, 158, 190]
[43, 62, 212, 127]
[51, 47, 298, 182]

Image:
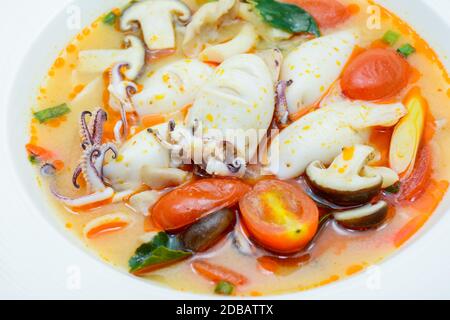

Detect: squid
[266, 101, 407, 179]
[132, 59, 214, 117]
[281, 30, 359, 114]
[51, 109, 119, 209]
[149, 53, 276, 177]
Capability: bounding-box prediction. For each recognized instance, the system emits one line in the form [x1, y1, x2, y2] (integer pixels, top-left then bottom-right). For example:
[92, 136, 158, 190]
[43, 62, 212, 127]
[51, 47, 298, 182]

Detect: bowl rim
[4, 0, 450, 299]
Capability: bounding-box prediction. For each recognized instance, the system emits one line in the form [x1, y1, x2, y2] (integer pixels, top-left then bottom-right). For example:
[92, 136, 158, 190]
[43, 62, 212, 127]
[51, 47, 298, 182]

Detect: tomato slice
[151, 178, 251, 230]
[239, 180, 319, 254]
[398, 145, 432, 202]
[287, 0, 350, 29]
[341, 48, 410, 101]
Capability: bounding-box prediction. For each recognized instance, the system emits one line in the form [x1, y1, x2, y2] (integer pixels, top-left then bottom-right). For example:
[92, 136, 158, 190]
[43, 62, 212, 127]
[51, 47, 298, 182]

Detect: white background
[1, 0, 450, 299]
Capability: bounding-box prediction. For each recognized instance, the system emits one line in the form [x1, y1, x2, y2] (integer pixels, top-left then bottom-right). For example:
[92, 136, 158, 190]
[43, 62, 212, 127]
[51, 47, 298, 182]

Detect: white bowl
[2, 0, 450, 299]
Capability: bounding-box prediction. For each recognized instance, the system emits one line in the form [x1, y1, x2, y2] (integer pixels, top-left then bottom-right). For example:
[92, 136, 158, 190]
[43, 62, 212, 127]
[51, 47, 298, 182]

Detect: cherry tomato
[239, 180, 319, 254]
[151, 178, 250, 230]
[341, 48, 410, 101]
[289, 0, 350, 29]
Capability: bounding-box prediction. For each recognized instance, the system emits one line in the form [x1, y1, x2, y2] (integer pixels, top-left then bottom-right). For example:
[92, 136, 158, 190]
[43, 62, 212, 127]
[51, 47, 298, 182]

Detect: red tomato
[151, 179, 250, 230]
[289, 0, 350, 29]
[239, 180, 319, 254]
[398, 145, 432, 202]
[341, 48, 410, 101]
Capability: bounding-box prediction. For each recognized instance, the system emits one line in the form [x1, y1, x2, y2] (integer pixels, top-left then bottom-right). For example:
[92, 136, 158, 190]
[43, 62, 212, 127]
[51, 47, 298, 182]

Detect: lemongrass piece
[389, 88, 426, 176]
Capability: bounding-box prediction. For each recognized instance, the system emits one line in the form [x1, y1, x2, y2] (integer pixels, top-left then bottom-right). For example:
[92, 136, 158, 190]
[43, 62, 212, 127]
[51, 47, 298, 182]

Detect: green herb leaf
[252, 0, 320, 37]
[382, 30, 400, 46]
[33, 103, 70, 123]
[103, 11, 117, 25]
[28, 155, 39, 165]
[214, 281, 235, 295]
[397, 43, 416, 58]
[128, 232, 192, 273]
[384, 182, 401, 194]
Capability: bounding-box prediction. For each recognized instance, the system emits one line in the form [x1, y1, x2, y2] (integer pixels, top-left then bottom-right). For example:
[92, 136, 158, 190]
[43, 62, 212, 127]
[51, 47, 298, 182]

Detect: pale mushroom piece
[238, 3, 292, 42]
[128, 190, 164, 216]
[70, 76, 104, 107]
[132, 59, 214, 117]
[281, 30, 359, 114]
[267, 101, 407, 180]
[78, 35, 145, 80]
[199, 23, 258, 63]
[361, 166, 399, 189]
[120, 0, 191, 50]
[305, 145, 383, 206]
[182, 0, 240, 57]
[333, 201, 389, 230]
[140, 166, 191, 189]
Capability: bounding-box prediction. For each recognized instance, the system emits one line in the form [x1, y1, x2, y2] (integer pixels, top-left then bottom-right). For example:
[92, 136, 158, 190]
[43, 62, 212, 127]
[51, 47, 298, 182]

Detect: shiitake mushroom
[333, 201, 389, 230]
[178, 208, 236, 252]
[305, 145, 399, 207]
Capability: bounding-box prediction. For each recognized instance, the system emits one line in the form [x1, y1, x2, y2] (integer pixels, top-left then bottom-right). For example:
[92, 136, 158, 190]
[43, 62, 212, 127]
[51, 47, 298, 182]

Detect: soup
[26, 0, 450, 296]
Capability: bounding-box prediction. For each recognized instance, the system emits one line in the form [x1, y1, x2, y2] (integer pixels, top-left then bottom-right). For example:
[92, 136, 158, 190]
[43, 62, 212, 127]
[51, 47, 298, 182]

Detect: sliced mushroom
[199, 22, 258, 63]
[120, 0, 191, 50]
[140, 166, 191, 190]
[178, 209, 236, 252]
[128, 190, 164, 216]
[305, 145, 383, 206]
[78, 35, 145, 80]
[333, 201, 389, 230]
[361, 166, 399, 189]
[182, 0, 240, 57]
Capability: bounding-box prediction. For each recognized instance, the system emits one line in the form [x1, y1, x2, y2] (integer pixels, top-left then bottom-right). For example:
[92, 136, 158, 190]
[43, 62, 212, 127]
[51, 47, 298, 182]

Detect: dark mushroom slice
[333, 201, 389, 230]
[178, 209, 236, 252]
[305, 145, 383, 206]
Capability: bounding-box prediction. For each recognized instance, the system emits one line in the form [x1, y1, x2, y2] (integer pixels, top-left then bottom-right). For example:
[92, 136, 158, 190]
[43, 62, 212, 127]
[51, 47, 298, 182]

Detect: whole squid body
[266, 101, 407, 179]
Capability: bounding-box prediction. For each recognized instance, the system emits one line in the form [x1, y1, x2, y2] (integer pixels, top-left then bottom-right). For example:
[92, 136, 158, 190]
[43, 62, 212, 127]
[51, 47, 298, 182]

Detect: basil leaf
[33, 103, 70, 123]
[382, 30, 400, 46]
[214, 281, 235, 295]
[252, 0, 320, 37]
[397, 43, 415, 58]
[129, 232, 192, 273]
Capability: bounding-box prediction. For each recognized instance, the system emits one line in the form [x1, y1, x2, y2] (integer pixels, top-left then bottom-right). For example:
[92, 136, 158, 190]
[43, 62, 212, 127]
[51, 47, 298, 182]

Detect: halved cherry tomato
[287, 0, 350, 29]
[341, 48, 410, 101]
[239, 180, 319, 254]
[151, 178, 251, 230]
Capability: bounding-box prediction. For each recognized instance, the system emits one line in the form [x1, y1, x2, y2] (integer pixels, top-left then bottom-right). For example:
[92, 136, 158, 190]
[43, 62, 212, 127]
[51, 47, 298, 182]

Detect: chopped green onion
[384, 182, 401, 194]
[397, 43, 416, 58]
[33, 103, 70, 123]
[28, 155, 39, 165]
[382, 30, 400, 46]
[214, 281, 235, 295]
[103, 12, 117, 25]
